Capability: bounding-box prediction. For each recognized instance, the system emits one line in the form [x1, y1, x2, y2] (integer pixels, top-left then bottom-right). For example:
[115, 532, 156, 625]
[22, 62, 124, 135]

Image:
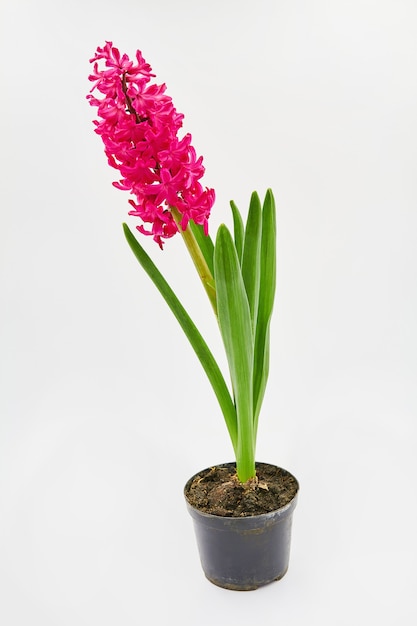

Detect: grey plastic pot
[184, 462, 299, 591]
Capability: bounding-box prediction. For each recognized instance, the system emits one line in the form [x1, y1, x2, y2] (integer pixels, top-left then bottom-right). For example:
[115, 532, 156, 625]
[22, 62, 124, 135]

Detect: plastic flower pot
[184, 462, 299, 591]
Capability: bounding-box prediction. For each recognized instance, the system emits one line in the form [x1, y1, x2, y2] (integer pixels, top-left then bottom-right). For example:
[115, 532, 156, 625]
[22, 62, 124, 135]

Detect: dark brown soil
[185, 463, 299, 517]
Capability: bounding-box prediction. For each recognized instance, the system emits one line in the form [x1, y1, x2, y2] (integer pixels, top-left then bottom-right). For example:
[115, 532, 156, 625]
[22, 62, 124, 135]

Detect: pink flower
[87, 41, 215, 248]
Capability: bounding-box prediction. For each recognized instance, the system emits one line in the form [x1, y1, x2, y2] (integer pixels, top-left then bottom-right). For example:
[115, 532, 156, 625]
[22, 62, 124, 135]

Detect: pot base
[206, 566, 289, 591]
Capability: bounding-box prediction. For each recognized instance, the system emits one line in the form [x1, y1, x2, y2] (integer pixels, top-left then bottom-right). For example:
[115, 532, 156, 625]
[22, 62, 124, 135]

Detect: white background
[1, 0, 416, 623]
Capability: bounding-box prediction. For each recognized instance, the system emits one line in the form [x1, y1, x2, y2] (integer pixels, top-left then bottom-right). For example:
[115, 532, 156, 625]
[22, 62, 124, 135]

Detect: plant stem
[170, 207, 217, 317]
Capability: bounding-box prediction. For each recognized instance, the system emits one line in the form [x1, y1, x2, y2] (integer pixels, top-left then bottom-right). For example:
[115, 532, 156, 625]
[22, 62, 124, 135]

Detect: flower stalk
[170, 206, 217, 316]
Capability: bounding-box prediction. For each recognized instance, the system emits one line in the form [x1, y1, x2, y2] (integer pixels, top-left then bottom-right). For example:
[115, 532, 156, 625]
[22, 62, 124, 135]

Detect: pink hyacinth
[87, 41, 215, 248]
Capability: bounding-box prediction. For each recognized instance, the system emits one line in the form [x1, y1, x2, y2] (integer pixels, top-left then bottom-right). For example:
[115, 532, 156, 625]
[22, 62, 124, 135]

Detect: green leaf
[188, 220, 215, 276]
[229, 200, 245, 263]
[253, 189, 277, 435]
[123, 223, 237, 449]
[214, 224, 255, 482]
[241, 191, 262, 330]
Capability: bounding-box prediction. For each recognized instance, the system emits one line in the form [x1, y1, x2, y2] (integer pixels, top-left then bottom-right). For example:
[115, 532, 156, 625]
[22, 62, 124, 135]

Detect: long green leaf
[229, 200, 245, 263]
[214, 224, 255, 482]
[123, 223, 237, 449]
[241, 191, 262, 330]
[253, 189, 276, 435]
